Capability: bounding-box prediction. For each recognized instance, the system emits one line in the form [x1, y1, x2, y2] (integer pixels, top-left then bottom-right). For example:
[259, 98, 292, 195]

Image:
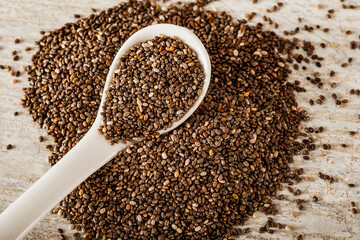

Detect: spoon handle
[0, 126, 128, 240]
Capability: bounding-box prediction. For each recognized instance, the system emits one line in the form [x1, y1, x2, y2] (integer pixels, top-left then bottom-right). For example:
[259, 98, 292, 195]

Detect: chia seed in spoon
[99, 35, 204, 144]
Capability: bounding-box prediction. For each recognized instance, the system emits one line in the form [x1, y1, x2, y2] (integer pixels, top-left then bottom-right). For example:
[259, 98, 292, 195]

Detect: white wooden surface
[0, 0, 359, 239]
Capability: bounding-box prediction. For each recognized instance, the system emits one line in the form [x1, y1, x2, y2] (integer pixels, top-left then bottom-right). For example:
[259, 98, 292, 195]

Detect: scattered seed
[292, 212, 298, 217]
[322, 144, 331, 150]
[318, 172, 335, 183]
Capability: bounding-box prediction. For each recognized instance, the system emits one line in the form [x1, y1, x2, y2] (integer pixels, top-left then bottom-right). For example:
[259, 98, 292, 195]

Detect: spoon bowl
[0, 24, 211, 239]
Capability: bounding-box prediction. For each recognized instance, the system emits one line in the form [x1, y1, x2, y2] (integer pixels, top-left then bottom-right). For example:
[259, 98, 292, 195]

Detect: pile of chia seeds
[19, 0, 345, 239]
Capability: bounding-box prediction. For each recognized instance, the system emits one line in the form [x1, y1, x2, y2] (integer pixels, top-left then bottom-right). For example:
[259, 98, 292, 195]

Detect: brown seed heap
[22, 0, 309, 239]
[99, 35, 204, 144]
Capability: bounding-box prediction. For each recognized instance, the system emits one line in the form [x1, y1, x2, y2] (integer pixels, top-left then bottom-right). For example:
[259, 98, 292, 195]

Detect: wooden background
[0, 0, 359, 239]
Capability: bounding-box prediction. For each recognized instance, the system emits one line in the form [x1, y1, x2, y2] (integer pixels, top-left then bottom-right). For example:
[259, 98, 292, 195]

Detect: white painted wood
[0, 0, 359, 239]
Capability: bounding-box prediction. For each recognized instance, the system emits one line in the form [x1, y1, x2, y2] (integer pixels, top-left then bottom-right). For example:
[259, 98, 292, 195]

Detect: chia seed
[99, 35, 204, 144]
[19, 0, 317, 238]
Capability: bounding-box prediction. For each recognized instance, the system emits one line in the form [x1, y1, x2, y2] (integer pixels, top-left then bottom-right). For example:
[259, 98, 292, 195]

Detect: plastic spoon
[0, 23, 211, 240]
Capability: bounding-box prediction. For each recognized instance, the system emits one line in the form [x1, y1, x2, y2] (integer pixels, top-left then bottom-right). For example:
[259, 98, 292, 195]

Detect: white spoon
[0, 24, 211, 239]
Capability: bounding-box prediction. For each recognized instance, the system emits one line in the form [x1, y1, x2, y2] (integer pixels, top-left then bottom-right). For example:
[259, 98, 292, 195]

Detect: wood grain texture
[0, 0, 359, 239]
